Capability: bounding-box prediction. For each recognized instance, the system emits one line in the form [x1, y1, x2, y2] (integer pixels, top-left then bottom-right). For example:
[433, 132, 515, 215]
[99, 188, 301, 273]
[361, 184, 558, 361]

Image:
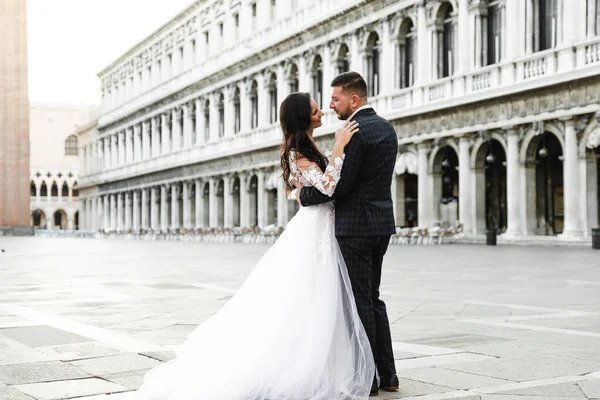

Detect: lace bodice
[290, 152, 345, 197]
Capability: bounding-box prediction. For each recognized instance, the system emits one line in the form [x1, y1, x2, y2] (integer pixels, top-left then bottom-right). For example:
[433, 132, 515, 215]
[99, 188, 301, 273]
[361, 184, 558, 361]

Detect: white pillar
[132, 190, 140, 231]
[106, 194, 113, 230]
[379, 18, 394, 97]
[195, 180, 204, 228]
[561, 118, 583, 237]
[161, 113, 170, 154]
[224, 87, 235, 137]
[161, 185, 169, 232]
[458, 137, 473, 232]
[141, 188, 149, 230]
[417, 2, 430, 84]
[257, 170, 267, 228]
[151, 117, 158, 157]
[257, 74, 268, 127]
[142, 120, 150, 159]
[224, 176, 233, 227]
[111, 134, 119, 167]
[172, 108, 182, 150]
[171, 184, 180, 230]
[504, 128, 522, 236]
[124, 192, 132, 231]
[150, 187, 158, 230]
[117, 193, 124, 231]
[209, 178, 218, 227]
[239, 173, 249, 227]
[195, 98, 202, 146]
[417, 143, 433, 227]
[183, 181, 191, 229]
[457, 0, 470, 72]
[125, 128, 133, 164]
[183, 103, 192, 148]
[525, 0, 534, 53]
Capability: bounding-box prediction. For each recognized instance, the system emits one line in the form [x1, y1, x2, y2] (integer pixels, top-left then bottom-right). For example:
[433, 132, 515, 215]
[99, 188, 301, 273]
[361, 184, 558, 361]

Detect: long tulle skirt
[137, 204, 375, 400]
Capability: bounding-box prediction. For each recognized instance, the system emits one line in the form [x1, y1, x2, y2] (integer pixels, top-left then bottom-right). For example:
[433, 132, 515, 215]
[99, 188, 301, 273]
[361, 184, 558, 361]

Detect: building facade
[0, 0, 31, 235]
[78, 0, 600, 239]
[29, 105, 96, 230]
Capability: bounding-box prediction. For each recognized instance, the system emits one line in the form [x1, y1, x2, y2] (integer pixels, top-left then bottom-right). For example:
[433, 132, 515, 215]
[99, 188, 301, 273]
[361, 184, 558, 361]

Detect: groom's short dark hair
[331, 72, 367, 99]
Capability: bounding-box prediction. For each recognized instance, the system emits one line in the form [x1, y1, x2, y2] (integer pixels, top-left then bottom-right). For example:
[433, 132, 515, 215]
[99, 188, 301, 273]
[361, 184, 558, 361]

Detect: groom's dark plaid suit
[300, 107, 398, 381]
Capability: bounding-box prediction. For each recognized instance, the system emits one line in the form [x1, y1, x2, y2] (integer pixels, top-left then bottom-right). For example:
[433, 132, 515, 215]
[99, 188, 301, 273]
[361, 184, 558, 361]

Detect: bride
[137, 92, 375, 400]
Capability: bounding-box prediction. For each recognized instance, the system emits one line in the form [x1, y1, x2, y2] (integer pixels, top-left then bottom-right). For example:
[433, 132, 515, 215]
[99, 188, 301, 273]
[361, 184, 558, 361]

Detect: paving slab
[0, 361, 90, 385]
[12, 378, 128, 400]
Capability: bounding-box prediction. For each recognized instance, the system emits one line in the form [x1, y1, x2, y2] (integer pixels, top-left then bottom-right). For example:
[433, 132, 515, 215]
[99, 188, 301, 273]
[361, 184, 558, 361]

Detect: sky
[27, 0, 195, 106]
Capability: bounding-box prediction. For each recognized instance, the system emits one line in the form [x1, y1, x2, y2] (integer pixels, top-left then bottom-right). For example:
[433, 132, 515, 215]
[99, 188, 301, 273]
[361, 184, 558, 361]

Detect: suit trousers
[336, 236, 396, 380]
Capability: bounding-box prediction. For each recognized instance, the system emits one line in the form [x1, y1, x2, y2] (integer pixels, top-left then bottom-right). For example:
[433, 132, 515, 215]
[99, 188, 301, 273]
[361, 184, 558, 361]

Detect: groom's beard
[337, 109, 352, 120]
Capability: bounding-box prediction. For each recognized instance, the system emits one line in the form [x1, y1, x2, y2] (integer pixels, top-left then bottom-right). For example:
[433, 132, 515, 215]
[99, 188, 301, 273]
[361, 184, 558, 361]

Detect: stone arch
[53, 209, 68, 230]
[395, 151, 418, 175]
[520, 122, 565, 165]
[470, 132, 508, 169]
[579, 116, 600, 156]
[31, 209, 46, 229]
[428, 140, 459, 174]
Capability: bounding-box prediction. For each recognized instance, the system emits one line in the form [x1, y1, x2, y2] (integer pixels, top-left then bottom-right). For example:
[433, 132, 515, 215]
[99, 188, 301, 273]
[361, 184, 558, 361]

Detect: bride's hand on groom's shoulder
[334, 120, 359, 148]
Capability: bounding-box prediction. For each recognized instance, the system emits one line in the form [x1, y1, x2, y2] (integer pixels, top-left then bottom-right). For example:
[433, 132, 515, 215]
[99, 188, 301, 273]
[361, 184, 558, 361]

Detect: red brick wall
[0, 0, 31, 228]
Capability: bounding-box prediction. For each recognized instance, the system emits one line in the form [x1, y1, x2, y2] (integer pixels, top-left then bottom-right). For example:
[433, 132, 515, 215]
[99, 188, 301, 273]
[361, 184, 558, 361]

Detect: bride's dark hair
[280, 92, 327, 194]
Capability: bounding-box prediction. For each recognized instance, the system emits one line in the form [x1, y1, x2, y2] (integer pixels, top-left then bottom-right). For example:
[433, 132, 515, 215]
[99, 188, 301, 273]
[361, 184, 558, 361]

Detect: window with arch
[203, 99, 210, 142]
[486, 1, 503, 65]
[218, 94, 225, 138]
[30, 181, 36, 197]
[398, 18, 416, 89]
[234, 88, 241, 133]
[365, 32, 380, 97]
[336, 43, 351, 75]
[288, 64, 299, 93]
[268, 73, 278, 124]
[250, 81, 259, 129]
[65, 135, 78, 155]
[537, 0, 557, 51]
[438, 2, 456, 78]
[311, 56, 323, 108]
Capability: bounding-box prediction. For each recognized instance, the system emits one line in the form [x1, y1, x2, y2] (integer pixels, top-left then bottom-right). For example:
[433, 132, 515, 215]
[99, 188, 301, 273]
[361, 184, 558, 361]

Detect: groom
[296, 72, 398, 395]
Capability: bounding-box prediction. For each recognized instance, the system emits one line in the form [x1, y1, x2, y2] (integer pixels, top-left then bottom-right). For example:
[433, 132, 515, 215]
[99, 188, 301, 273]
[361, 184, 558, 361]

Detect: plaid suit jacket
[299, 108, 398, 237]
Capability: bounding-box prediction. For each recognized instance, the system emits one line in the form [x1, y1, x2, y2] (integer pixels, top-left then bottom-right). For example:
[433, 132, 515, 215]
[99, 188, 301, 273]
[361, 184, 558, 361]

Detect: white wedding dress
[137, 154, 375, 400]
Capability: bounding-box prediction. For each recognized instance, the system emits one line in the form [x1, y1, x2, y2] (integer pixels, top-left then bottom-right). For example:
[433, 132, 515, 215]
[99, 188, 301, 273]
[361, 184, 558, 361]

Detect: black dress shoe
[369, 377, 379, 396]
[379, 374, 399, 392]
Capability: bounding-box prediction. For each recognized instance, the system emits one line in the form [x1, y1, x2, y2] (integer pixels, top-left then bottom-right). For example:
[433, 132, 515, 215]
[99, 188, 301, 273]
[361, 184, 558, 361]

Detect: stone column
[111, 134, 118, 167]
[161, 113, 170, 154]
[417, 1, 429, 84]
[239, 173, 249, 227]
[161, 185, 169, 232]
[104, 138, 110, 169]
[379, 18, 394, 97]
[525, 0, 534, 53]
[97, 196, 104, 230]
[117, 193, 125, 231]
[195, 179, 204, 228]
[172, 108, 182, 150]
[209, 178, 218, 227]
[277, 176, 289, 227]
[182, 103, 192, 148]
[105, 194, 111, 230]
[171, 184, 180, 230]
[132, 190, 140, 231]
[457, 0, 470, 72]
[417, 143, 433, 227]
[195, 98, 202, 146]
[142, 120, 150, 159]
[276, 64, 287, 119]
[504, 128, 521, 236]
[297, 53, 309, 92]
[562, 118, 583, 237]
[125, 128, 133, 164]
[224, 86, 235, 137]
[150, 187, 158, 230]
[151, 117, 158, 157]
[134, 124, 142, 162]
[350, 31, 363, 75]
[141, 188, 149, 230]
[183, 181, 191, 229]
[257, 170, 267, 228]
[224, 175, 233, 227]
[458, 137, 473, 233]
[240, 80, 251, 132]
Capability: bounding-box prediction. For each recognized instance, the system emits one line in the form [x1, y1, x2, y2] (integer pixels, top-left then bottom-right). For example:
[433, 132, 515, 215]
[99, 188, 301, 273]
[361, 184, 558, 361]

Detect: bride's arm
[294, 156, 345, 197]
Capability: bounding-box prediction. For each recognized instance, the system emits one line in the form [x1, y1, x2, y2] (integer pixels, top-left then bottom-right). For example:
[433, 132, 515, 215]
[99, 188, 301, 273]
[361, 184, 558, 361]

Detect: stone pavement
[0, 237, 599, 400]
